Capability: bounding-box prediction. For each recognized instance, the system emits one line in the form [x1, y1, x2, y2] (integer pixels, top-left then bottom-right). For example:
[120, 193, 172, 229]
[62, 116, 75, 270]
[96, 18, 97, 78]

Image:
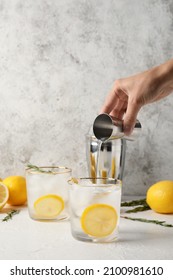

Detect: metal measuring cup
[93, 113, 142, 142]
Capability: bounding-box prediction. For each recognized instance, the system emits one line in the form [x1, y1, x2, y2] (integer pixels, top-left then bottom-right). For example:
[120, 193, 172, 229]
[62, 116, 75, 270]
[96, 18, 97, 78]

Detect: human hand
[100, 59, 173, 135]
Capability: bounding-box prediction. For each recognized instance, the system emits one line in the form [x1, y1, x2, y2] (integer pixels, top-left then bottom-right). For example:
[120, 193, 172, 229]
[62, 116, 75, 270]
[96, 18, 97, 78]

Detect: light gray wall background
[0, 0, 173, 195]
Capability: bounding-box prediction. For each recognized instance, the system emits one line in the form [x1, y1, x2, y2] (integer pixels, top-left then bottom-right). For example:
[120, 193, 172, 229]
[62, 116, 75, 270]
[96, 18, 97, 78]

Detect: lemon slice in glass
[0, 182, 9, 210]
[34, 194, 64, 218]
[81, 203, 117, 237]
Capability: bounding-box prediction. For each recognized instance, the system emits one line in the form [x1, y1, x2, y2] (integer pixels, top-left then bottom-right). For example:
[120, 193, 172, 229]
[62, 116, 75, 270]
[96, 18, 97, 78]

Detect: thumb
[123, 100, 141, 135]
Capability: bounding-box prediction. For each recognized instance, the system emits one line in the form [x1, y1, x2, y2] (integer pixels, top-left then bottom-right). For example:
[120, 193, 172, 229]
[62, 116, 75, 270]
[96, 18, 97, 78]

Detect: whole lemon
[3, 176, 27, 206]
[146, 180, 173, 214]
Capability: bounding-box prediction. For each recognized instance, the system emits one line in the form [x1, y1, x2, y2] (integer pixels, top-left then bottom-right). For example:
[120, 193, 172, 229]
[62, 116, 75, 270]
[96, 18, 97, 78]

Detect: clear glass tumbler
[68, 177, 122, 243]
[26, 166, 71, 221]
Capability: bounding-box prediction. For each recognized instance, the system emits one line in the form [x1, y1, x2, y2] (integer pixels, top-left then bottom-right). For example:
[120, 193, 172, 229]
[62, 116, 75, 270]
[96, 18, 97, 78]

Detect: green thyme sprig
[121, 216, 173, 228]
[2, 210, 20, 222]
[125, 205, 151, 213]
[121, 198, 151, 213]
[26, 164, 53, 174]
[121, 199, 147, 207]
[121, 199, 173, 227]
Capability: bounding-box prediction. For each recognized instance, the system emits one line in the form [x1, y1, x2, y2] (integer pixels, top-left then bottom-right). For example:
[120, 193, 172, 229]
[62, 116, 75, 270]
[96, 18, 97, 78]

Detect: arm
[100, 59, 173, 135]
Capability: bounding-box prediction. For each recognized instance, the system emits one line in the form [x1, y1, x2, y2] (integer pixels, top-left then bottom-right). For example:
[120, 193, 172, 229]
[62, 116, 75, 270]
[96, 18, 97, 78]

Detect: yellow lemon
[34, 194, 64, 218]
[81, 204, 118, 237]
[3, 176, 27, 206]
[146, 180, 173, 214]
[0, 182, 9, 210]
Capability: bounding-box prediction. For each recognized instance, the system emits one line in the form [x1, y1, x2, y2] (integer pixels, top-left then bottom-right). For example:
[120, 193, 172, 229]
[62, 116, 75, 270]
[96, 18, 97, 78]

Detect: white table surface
[1, 197, 173, 260]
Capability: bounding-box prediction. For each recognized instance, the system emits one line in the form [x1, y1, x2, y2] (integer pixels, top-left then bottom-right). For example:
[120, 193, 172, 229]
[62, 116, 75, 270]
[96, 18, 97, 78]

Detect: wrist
[154, 59, 173, 89]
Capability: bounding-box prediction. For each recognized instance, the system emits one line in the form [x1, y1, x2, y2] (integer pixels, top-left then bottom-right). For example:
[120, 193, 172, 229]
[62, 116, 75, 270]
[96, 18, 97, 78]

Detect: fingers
[110, 99, 127, 120]
[100, 79, 142, 136]
[100, 91, 117, 115]
[100, 81, 128, 117]
[123, 100, 141, 135]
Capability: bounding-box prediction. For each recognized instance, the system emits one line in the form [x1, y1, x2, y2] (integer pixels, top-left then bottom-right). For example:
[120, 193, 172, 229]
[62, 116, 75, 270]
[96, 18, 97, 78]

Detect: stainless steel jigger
[93, 113, 142, 141]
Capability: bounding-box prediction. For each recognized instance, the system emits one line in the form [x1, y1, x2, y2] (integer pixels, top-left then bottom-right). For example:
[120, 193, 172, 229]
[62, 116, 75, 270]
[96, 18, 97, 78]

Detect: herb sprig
[26, 164, 53, 174]
[121, 198, 173, 228]
[121, 216, 173, 228]
[121, 198, 147, 207]
[2, 210, 20, 222]
[121, 198, 151, 213]
[125, 205, 151, 213]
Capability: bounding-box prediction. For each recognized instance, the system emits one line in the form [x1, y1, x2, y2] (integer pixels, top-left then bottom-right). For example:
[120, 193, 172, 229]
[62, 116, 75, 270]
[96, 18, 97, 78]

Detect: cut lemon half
[34, 194, 64, 218]
[81, 204, 118, 237]
[0, 182, 9, 210]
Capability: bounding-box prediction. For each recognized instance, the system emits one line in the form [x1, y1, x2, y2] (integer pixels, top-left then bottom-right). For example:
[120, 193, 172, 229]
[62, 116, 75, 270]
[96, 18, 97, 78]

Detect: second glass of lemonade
[26, 166, 71, 221]
[68, 177, 122, 243]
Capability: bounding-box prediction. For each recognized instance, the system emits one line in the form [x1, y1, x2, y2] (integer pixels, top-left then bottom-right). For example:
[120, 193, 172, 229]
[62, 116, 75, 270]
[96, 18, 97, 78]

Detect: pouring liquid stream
[96, 140, 102, 177]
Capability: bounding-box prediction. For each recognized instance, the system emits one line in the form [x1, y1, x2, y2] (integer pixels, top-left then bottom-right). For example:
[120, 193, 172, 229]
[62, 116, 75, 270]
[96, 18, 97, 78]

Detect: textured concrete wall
[0, 0, 173, 195]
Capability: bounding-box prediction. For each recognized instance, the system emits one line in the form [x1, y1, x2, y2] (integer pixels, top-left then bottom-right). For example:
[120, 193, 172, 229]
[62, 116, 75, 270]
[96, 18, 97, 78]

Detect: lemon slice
[0, 182, 9, 210]
[34, 194, 64, 218]
[81, 204, 117, 237]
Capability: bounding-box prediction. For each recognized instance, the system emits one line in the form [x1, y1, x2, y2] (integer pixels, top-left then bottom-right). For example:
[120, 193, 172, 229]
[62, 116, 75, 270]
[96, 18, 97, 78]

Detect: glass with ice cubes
[68, 177, 122, 242]
[26, 166, 71, 221]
